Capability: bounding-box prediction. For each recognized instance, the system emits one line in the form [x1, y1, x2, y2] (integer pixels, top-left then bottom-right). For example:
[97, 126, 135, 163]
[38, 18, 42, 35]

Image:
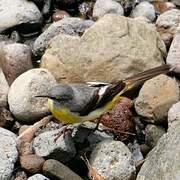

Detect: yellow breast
[48, 99, 80, 124]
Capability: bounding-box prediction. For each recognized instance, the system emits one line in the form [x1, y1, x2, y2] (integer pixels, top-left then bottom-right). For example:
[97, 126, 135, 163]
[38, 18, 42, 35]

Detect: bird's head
[35, 84, 74, 102]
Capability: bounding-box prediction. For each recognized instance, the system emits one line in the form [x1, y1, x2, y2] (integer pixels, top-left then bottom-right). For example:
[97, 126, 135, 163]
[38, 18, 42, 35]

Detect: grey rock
[128, 141, 144, 162]
[41, 14, 166, 83]
[168, 101, 180, 128]
[8, 68, 57, 122]
[33, 18, 93, 57]
[90, 140, 136, 180]
[0, 0, 42, 33]
[43, 159, 83, 180]
[28, 174, 49, 180]
[171, 0, 180, 6]
[0, 43, 33, 85]
[156, 9, 180, 34]
[135, 74, 179, 123]
[166, 33, 180, 73]
[131, 1, 156, 22]
[0, 128, 18, 180]
[137, 122, 180, 179]
[33, 130, 76, 163]
[72, 122, 114, 146]
[145, 124, 166, 148]
[0, 69, 9, 107]
[93, 0, 124, 19]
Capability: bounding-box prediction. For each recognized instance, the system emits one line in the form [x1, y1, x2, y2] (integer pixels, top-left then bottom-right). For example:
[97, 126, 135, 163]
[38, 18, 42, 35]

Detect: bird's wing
[69, 82, 126, 116]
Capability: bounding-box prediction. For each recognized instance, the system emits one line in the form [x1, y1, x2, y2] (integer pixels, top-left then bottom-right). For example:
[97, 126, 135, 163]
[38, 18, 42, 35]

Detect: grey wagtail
[36, 65, 172, 126]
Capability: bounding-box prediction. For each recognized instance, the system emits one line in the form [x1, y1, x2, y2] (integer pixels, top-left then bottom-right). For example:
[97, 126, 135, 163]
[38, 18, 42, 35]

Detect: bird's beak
[34, 95, 51, 99]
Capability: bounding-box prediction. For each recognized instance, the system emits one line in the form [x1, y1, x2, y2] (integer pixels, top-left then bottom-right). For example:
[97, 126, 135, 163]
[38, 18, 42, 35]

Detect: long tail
[123, 64, 172, 89]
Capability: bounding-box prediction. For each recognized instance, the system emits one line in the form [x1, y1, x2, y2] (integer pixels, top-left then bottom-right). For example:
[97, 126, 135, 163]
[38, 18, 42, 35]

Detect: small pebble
[28, 174, 49, 180]
[52, 10, 70, 22]
[145, 124, 166, 148]
[93, 0, 124, 20]
[131, 1, 156, 22]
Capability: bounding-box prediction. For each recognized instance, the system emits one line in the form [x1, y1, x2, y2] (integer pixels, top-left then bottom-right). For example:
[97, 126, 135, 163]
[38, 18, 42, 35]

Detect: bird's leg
[54, 124, 68, 142]
[93, 116, 102, 132]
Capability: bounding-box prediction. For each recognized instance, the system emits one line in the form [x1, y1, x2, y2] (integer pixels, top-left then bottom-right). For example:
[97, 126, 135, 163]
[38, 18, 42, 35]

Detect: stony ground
[0, 0, 180, 179]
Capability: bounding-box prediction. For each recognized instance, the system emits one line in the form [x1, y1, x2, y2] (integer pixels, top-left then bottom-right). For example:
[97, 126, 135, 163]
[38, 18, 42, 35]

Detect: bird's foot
[53, 124, 73, 142]
[92, 117, 101, 132]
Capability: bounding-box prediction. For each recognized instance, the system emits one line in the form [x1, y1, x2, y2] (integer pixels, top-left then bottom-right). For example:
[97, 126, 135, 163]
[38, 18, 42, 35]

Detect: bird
[36, 64, 172, 131]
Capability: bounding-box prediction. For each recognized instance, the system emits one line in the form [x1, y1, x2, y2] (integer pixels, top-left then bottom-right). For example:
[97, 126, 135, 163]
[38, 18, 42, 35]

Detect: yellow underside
[48, 86, 129, 124]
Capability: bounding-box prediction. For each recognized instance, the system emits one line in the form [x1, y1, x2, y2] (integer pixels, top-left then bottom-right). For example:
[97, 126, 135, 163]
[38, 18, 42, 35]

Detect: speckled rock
[168, 101, 180, 128]
[0, 69, 9, 107]
[131, 1, 156, 22]
[145, 124, 166, 148]
[0, 43, 33, 85]
[20, 154, 45, 173]
[135, 74, 179, 122]
[90, 140, 136, 180]
[0, 128, 18, 179]
[93, 0, 124, 19]
[8, 68, 57, 122]
[33, 18, 93, 57]
[41, 14, 166, 83]
[43, 159, 83, 180]
[0, 0, 42, 33]
[137, 122, 180, 180]
[28, 174, 49, 180]
[156, 9, 180, 36]
[166, 33, 180, 73]
[33, 130, 76, 163]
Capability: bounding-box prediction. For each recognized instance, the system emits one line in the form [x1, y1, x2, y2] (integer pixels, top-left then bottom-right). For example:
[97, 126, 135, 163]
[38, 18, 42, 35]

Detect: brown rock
[20, 154, 45, 173]
[0, 43, 33, 85]
[152, 2, 175, 14]
[100, 97, 135, 141]
[41, 14, 166, 83]
[52, 10, 70, 22]
[135, 74, 179, 122]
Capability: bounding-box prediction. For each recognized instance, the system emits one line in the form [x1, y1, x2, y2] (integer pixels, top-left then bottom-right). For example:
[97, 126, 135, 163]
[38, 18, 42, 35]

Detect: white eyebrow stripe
[98, 85, 109, 96]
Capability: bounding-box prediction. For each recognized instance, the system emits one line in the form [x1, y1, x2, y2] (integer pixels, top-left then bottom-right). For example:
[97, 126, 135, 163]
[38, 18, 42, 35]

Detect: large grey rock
[90, 140, 136, 180]
[33, 130, 76, 163]
[137, 122, 180, 179]
[28, 174, 49, 180]
[135, 74, 179, 123]
[43, 159, 83, 180]
[0, 0, 42, 33]
[0, 43, 33, 85]
[0, 69, 9, 107]
[8, 68, 57, 122]
[0, 128, 18, 180]
[33, 18, 93, 57]
[41, 14, 166, 83]
[93, 0, 124, 19]
[131, 1, 156, 22]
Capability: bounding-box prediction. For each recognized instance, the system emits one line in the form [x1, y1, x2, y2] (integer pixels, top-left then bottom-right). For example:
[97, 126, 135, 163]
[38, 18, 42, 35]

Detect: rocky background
[0, 0, 180, 179]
